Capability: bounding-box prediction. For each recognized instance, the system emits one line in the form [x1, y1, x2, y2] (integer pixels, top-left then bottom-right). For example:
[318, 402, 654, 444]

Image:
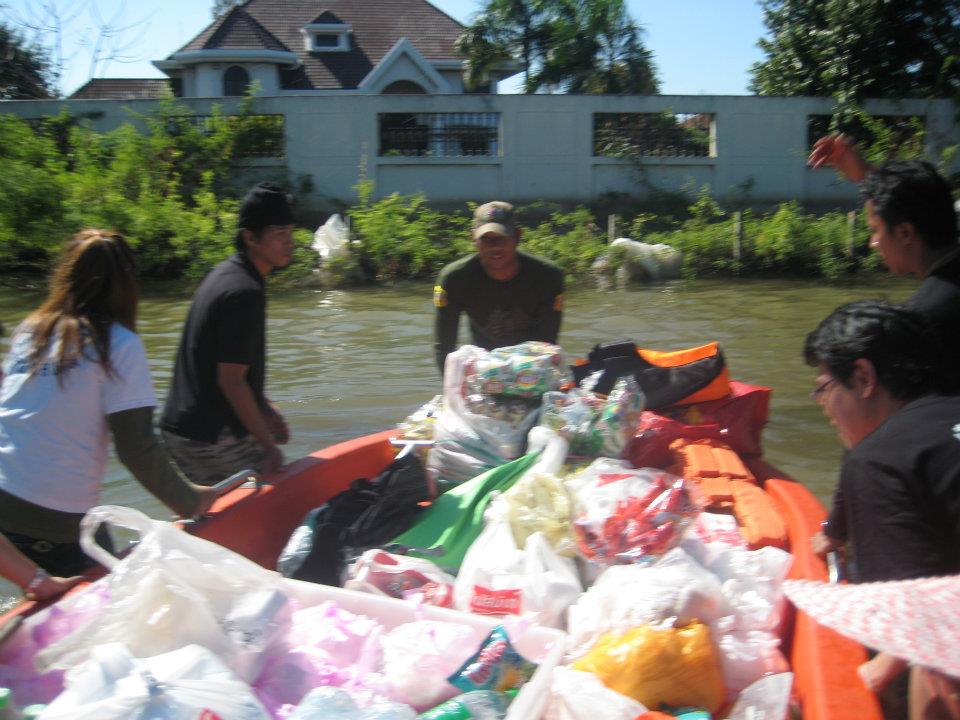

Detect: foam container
[283, 579, 566, 720]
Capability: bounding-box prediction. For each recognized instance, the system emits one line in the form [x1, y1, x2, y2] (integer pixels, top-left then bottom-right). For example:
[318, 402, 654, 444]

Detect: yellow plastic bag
[571, 622, 724, 713]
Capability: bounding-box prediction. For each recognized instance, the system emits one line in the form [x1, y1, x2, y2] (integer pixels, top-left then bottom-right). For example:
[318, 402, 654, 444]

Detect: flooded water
[0, 274, 916, 605]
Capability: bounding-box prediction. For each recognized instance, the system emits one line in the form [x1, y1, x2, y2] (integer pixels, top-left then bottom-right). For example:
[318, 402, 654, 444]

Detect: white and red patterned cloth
[784, 576, 960, 679]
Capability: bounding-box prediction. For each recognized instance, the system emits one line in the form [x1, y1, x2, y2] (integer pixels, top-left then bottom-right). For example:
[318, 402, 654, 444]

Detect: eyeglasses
[810, 377, 837, 400]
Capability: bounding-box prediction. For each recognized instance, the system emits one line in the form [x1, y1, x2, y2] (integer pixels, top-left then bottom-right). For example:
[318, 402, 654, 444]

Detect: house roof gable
[184, 6, 290, 52]
[359, 37, 451, 93]
[169, 0, 465, 91]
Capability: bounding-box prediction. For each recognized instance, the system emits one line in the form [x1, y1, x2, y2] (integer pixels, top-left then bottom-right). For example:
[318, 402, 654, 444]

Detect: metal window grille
[807, 114, 926, 154]
[593, 112, 713, 158]
[379, 112, 500, 157]
[171, 114, 286, 158]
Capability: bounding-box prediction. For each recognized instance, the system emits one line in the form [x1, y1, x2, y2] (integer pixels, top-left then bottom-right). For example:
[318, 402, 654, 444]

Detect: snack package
[467, 341, 571, 398]
[447, 625, 537, 694]
[398, 395, 442, 441]
[571, 465, 701, 565]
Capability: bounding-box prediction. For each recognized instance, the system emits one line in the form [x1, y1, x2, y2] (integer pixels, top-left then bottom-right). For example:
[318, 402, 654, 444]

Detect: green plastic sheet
[390, 451, 540, 572]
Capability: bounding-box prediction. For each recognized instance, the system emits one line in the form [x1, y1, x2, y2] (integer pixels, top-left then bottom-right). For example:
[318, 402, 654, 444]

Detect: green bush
[0, 97, 307, 281]
[519, 206, 607, 275]
[346, 176, 471, 282]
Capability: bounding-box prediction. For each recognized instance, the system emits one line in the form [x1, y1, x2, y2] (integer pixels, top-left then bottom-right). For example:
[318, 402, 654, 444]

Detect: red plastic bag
[626, 382, 771, 468]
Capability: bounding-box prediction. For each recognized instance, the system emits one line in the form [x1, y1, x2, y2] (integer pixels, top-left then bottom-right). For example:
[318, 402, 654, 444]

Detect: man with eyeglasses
[803, 299, 960, 716]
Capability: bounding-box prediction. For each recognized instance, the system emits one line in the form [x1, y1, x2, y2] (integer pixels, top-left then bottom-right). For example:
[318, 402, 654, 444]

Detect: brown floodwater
[0, 274, 916, 606]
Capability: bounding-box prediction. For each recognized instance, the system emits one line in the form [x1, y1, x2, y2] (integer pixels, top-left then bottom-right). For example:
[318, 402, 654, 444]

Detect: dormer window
[301, 23, 351, 53]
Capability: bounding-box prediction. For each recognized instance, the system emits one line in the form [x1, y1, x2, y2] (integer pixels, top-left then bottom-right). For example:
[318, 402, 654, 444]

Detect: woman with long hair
[0, 229, 217, 580]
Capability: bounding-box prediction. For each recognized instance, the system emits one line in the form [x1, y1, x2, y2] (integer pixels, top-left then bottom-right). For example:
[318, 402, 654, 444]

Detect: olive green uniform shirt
[433, 249, 564, 372]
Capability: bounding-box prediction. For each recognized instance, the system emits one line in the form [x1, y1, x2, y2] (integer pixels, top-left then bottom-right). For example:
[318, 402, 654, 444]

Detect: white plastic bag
[544, 666, 647, 720]
[312, 213, 350, 260]
[725, 672, 794, 720]
[288, 687, 416, 719]
[35, 505, 291, 682]
[712, 623, 790, 697]
[379, 620, 482, 710]
[37, 643, 270, 720]
[344, 549, 455, 607]
[453, 517, 582, 629]
[564, 547, 729, 660]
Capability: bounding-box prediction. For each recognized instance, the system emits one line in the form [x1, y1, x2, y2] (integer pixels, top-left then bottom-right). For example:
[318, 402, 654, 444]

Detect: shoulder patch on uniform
[553, 293, 564, 312]
[434, 285, 448, 308]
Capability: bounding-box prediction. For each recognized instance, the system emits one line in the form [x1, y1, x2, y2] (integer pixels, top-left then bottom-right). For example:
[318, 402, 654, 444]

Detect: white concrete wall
[193, 63, 281, 96]
[2, 94, 957, 214]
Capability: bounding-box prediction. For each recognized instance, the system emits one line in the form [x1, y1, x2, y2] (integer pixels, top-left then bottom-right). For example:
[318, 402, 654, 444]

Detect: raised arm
[808, 133, 872, 183]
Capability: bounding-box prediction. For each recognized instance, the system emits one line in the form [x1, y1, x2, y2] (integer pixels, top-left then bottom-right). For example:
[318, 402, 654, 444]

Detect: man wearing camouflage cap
[433, 201, 564, 373]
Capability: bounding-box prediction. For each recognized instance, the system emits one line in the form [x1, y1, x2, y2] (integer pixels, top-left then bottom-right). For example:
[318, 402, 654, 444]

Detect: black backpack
[277, 452, 431, 586]
[572, 339, 727, 409]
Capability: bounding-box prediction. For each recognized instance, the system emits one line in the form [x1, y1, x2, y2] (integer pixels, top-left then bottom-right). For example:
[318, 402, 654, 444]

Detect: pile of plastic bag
[0, 506, 554, 720]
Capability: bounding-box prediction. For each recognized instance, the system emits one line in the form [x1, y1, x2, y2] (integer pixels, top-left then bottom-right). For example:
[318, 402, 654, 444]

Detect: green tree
[0, 21, 55, 99]
[456, 0, 658, 94]
[455, 0, 547, 92]
[212, 0, 243, 18]
[750, 0, 960, 102]
[536, 0, 659, 94]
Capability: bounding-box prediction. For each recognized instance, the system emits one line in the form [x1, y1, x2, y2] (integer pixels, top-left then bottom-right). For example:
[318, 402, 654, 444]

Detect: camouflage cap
[472, 201, 518, 240]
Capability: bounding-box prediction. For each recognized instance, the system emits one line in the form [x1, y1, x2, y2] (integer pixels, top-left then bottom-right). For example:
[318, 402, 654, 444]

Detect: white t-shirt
[0, 322, 156, 513]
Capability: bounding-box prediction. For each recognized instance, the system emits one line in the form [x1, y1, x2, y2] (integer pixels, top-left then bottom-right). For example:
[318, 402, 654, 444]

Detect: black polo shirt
[905, 248, 960, 390]
[161, 252, 266, 443]
[838, 395, 960, 583]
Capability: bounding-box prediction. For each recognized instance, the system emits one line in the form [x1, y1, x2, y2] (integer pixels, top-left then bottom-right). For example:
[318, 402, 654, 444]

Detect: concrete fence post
[733, 210, 743, 262]
[847, 211, 857, 256]
[608, 214, 618, 244]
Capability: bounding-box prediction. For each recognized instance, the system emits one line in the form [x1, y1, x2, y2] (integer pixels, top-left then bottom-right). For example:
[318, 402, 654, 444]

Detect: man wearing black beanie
[161, 182, 295, 484]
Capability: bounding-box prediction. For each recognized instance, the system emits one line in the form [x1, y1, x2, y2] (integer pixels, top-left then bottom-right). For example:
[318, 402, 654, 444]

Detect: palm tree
[456, 0, 658, 94]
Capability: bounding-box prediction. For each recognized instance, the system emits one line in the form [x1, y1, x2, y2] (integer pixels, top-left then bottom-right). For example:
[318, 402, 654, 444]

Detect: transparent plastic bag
[540, 377, 642, 458]
[35, 505, 291, 682]
[565, 548, 729, 660]
[545, 666, 647, 720]
[39, 643, 270, 720]
[569, 464, 701, 565]
[428, 345, 567, 487]
[501, 470, 575, 556]
[344, 549, 455, 607]
[313, 213, 351, 260]
[380, 620, 482, 710]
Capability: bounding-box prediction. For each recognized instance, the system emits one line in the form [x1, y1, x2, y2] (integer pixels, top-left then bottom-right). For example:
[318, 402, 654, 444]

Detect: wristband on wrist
[23, 567, 49, 601]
